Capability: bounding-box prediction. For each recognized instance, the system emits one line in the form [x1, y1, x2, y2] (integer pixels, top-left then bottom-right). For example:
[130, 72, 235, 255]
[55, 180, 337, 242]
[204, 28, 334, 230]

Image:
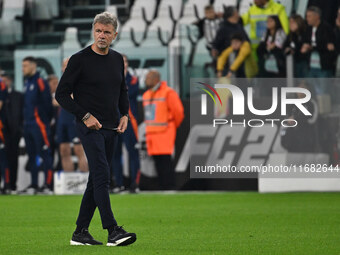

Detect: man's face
[145, 72, 156, 89]
[49, 77, 58, 93]
[205, 9, 215, 20]
[22, 61, 36, 77]
[254, 0, 267, 7]
[306, 11, 319, 26]
[231, 39, 242, 51]
[229, 10, 239, 23]
[2, 77, 12, 89]
[93, 23, 117, 50]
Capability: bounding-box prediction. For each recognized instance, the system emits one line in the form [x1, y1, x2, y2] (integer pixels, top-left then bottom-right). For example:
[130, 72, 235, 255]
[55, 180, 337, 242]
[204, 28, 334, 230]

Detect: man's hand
[117, 116, 128, 133]
[84, 115, 102, 130]
[225, 71, 233, 78]
[267, 42, 276, 51]
[211, 49, 218, 58]
[301, 43, 311, 54]
[327, 43, 335, 51]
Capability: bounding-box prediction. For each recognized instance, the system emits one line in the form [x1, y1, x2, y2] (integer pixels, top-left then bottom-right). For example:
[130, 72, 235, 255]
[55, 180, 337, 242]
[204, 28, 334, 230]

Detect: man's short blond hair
[93, 11, 118, 32]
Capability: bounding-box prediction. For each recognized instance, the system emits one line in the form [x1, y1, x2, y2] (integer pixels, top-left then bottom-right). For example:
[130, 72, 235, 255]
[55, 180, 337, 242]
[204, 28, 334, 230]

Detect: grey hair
[307, 6, 322, 17]
[93, 11, 118, 31]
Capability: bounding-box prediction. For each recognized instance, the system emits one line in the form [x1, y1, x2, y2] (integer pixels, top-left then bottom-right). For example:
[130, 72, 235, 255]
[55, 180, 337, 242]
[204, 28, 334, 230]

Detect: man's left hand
[117, 116, 128, 133]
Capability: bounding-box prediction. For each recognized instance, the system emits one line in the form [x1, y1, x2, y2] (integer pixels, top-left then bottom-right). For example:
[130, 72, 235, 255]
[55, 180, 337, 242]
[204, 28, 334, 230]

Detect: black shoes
[107, 226, 137, 246]
[37, 184, 53, 195]
[70, 228, 103, 245]
[70, 226, 137, 246]
[18, 185, 38, 195]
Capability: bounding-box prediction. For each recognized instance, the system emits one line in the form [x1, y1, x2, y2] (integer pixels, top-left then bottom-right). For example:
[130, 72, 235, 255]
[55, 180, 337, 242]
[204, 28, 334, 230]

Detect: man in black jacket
[2, 73, 23, 193]
[56, 12, 136, 247]
[301, 6, 336, 90]
[211, 6, 249, 57]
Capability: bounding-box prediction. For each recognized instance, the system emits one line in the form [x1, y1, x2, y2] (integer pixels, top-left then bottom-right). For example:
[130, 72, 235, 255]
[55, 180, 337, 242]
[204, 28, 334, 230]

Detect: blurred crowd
[195, 0, 340, 85]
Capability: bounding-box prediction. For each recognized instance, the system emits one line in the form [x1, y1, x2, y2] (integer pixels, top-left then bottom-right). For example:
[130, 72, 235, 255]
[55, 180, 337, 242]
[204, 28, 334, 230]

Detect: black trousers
[4, 133, 21, 190]
[153, 155, 175, 190]
[75, 122, 117, 229]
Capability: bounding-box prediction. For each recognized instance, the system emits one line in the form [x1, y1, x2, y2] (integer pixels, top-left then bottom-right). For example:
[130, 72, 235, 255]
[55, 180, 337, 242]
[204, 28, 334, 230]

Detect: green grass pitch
[0, 192, 339, 255]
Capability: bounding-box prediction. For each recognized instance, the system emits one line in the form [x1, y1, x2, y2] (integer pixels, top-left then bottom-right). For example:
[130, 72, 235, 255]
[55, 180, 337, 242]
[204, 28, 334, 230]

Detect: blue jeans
[307, 68, 333, 94]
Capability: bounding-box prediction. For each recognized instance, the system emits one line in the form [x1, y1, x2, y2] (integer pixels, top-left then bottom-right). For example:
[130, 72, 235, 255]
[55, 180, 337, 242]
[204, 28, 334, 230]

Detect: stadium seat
[239, 0, 253, 15]
[62, 27, 82, 58]
[213, 0, 238, 14]
[147, 8, 175, 45]
[192, 37, 212, 67]
[29, 0, 59, 20]
[0, 0, 25, 45]
[188, 0, 210, 19]
[62, 27, 81, 49]
[177, 2, 200, 26]
[132, 0, 157, 24]
[140, 30, 164, 47]
[172, 2, 200, 53]
[157, 0, 183, 21]
[113, 32, 139, 50]
[120, 5, 148, 46]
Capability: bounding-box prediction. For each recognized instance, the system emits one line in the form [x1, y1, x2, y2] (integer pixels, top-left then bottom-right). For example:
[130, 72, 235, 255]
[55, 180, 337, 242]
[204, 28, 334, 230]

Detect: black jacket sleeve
[55, 54, 87, 120]
[118, 55, 129, 116]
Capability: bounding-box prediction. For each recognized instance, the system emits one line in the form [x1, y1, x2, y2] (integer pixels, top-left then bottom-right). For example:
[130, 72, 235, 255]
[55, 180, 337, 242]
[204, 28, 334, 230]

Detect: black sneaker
[37, 184, 53, 195]
[110, 186, 125, 194]
[107, 226, 137, 246]
[129, 183, 140, 194]
[18, 185, 38, 195]
[70, 228, 103, 245]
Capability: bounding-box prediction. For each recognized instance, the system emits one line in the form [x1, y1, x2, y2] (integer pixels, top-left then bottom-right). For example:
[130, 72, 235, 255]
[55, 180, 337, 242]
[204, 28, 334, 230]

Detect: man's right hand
[84, 115, 102, 130]
[301, 44, 311, 54]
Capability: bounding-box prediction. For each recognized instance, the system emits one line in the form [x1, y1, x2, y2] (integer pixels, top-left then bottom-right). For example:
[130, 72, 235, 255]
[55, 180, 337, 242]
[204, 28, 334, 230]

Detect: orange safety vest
[142, 81, 171, 133]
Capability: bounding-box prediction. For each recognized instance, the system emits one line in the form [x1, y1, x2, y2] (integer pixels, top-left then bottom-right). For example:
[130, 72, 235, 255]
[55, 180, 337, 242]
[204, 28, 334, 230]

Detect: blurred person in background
[47, 74, 61, 170]
[242, 0, 288, 55]
[56, 58, 88, 172]
[194, 5, 221, 52]
[0, 71, 10, 194]
[217, 33, 252, 79]
[334, 7, 340, 56]
[20, 56, 53, 195]
[212, 6, 248, 58]
[257, 15, 287, 78]
[284, 14, 308, 78]
[111, 54, 140, 193]
[143, 70, 184, 190]
[2, 73, 23, 194]
[301, 6, 336, 86]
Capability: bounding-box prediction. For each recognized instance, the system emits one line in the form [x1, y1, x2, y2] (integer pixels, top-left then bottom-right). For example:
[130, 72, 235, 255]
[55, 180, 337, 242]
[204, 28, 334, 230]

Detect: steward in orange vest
[143, 78, 184, 155]
[142, 71, 184, 189]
